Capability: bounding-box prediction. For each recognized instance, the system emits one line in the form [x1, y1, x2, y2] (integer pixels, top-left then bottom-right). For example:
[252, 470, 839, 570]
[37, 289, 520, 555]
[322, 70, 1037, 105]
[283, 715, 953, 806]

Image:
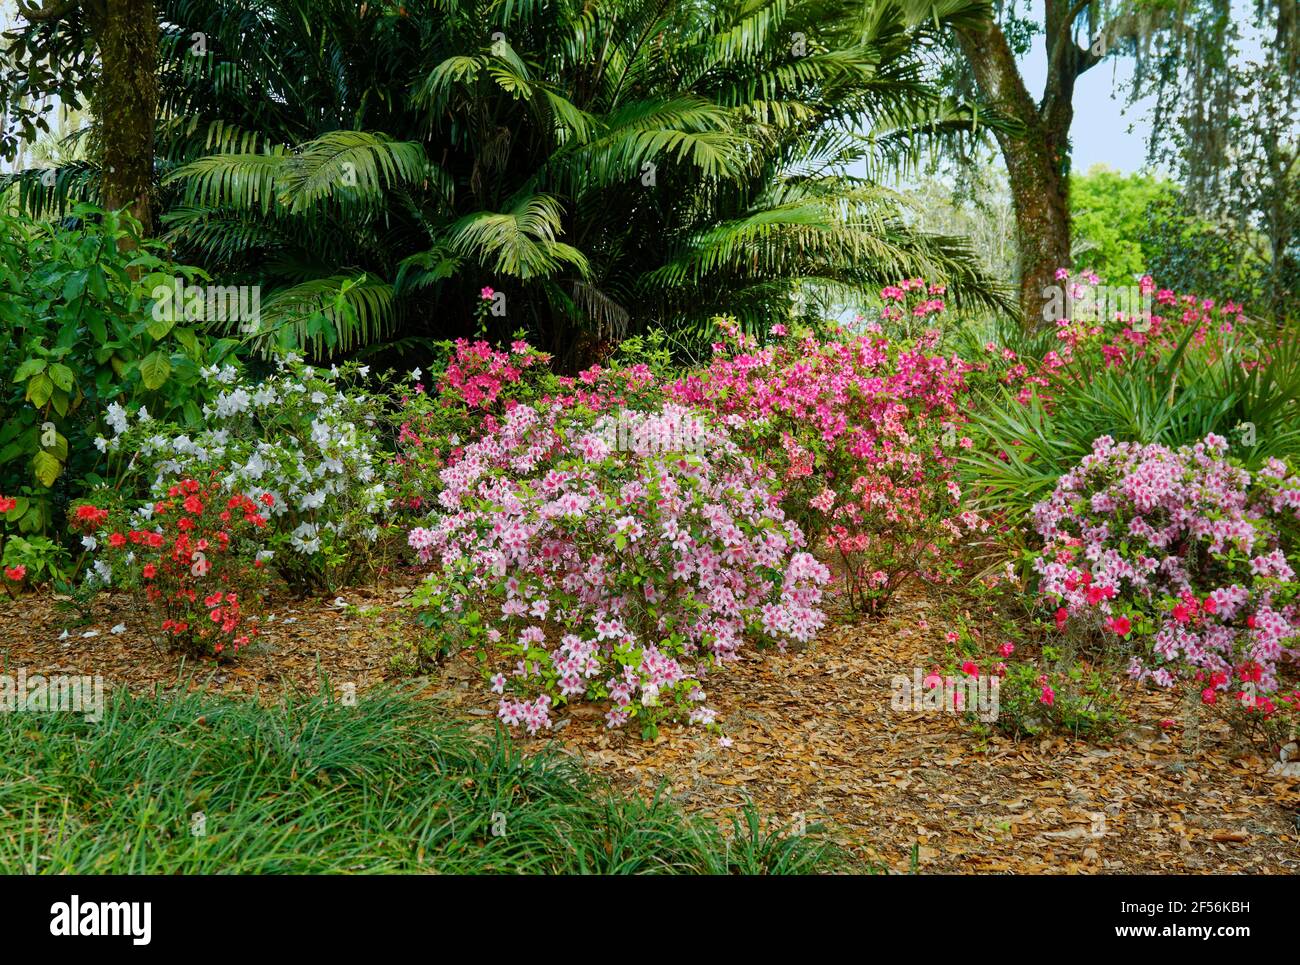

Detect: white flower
[81, 535, 98, 551]
[136, 405, 151, 423]
[299, 490, 326, 511]
[357, 365, 370, 377]
[242, 452, 268, 480]
[215, 387, 252, 417]
[290, 521, 321, 554]
[93, 435, 109, 453]
[105, 402, 129, 435]
[410, 367, 422, 381]
[110, 623, 127, 635]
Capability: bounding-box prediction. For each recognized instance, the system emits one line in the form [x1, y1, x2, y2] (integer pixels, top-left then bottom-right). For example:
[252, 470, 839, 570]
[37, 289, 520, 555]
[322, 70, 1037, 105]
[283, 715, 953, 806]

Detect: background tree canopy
[3, 0, 1017, 366]
[1069, 164, 1174, 279]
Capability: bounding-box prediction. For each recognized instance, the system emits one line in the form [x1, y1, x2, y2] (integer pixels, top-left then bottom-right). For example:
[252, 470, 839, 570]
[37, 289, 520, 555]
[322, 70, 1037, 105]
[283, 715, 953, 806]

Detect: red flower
[0, 496, 16, 513]
[961, 660, 979, 676]
[4, 565, 26, 581]
[142, 564, 157, 579]
[1107, 615, 1132, 636]
[1054, 607, 1068, 630]
[73, 504, 109, 530]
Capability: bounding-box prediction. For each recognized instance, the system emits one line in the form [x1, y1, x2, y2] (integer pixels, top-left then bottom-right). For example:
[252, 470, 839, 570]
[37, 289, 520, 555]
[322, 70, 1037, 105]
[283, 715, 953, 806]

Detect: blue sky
[1020, 43, 1155, 174]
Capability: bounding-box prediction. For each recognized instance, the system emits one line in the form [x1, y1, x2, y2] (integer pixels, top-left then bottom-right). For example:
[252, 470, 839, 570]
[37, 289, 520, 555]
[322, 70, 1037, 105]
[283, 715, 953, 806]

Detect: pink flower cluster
[670, 306, 979, 612]
[1031, 434, 1300, 709]
[408, 401, 830, 734]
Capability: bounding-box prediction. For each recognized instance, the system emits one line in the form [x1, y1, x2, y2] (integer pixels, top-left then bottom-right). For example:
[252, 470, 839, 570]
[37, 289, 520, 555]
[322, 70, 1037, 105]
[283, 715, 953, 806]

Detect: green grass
[0, 685, 843, 874]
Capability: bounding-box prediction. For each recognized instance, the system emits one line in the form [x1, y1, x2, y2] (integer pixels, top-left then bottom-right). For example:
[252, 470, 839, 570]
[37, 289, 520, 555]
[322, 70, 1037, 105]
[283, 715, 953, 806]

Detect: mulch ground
[3, 579, 1298, 874]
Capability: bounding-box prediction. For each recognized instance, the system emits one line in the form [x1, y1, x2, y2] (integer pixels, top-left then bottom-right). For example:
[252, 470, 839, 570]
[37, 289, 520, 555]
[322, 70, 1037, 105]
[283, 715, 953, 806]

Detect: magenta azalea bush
[671, 307, 981, 612]
[1031, 434, 1300, 717]
[407, 402, 829, 737]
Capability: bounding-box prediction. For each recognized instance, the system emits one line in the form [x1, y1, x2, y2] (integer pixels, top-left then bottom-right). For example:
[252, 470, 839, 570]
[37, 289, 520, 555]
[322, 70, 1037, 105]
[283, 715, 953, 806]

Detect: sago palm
[9, 0, 1015, 363]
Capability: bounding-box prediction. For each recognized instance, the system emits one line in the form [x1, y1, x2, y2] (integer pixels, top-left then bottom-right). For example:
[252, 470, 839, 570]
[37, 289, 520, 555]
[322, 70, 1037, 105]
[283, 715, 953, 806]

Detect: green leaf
[43, 432, 69, 462]
[173, 326, 201, 358]
[146, 315, 177, 340]
[25, 372, 54, 407]
[140, 350, 172, 391]
[31, 449, 62, 488]
[12, 359, 46, 382]
[47, 363, 75, 392]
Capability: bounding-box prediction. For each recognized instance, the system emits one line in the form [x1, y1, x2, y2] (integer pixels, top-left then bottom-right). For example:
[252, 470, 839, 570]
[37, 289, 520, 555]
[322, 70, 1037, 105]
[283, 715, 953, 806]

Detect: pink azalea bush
[1049, 269, 1250, 369]
[671, 304, 980, 613]
[390, 338, 667, 513]
[406, 401, 829, 737]
[976, 269, 1258, 410]
[389, 339, 554, 511]
[1031, 434, 1300, 721]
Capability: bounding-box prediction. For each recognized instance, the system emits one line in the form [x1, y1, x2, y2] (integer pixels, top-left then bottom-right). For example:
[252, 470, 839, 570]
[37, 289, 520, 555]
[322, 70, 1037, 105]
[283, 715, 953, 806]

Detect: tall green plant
[0, 204, 238, 535]
[961, 321, 1300, 528]
[7, 0, 1013, 363]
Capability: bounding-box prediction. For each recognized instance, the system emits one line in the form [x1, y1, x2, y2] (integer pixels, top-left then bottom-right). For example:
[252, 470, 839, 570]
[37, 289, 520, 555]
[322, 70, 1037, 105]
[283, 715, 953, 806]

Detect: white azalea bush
[105, 354, 391, 593]
[407, 402, 830, 738]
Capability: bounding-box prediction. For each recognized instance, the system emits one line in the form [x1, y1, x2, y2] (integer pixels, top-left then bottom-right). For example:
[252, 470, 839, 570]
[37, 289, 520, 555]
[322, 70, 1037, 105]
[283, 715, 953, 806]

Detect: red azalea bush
[75, 477, 272, 658]
[670, 299, 982, 613]
[0, 494, 22, 597]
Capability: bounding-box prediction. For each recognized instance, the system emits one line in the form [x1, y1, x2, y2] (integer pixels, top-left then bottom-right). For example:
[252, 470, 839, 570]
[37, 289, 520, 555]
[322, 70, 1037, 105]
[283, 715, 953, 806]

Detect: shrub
[671, 303, 978, 613]
[962, 271, 1300, 529]
[77, 477, 271, 658]
[115, 354, 390, 593]
[406, 402, 829, 738]
[0, 205, 234, 535]
[1030, 434, 1300, 732]
[387, 337, 664, 515]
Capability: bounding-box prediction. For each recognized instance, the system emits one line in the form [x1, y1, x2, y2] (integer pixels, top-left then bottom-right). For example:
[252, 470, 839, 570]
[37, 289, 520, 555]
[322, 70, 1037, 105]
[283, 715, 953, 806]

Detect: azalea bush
[671, 300, 978, 614]
[934, 592, 1129, 739]
[406, 402, 829, 738]
[388, 336, 667, 513]
[76, 478, 271, 659]
[962, 270, 1300, 530]
[389, 338, 555, 514]
[1031, 434, 1300, 735]
[110, 354, 391, 593]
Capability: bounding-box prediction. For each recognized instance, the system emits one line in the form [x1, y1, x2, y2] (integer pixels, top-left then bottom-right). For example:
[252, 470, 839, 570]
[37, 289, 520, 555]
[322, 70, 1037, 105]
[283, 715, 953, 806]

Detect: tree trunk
[87, 0, 158, 241]
[1001, 113, 1073, 328]
[956, 19, 1074, 327]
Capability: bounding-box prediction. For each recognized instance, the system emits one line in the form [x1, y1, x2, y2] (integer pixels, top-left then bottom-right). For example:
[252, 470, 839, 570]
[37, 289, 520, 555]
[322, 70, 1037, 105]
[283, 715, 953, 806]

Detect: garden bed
[4, 580, 1296, 874]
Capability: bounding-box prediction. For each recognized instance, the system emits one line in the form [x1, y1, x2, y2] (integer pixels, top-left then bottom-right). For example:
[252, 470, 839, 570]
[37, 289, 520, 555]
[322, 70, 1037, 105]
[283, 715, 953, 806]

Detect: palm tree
[11, 0, 1013, 364]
